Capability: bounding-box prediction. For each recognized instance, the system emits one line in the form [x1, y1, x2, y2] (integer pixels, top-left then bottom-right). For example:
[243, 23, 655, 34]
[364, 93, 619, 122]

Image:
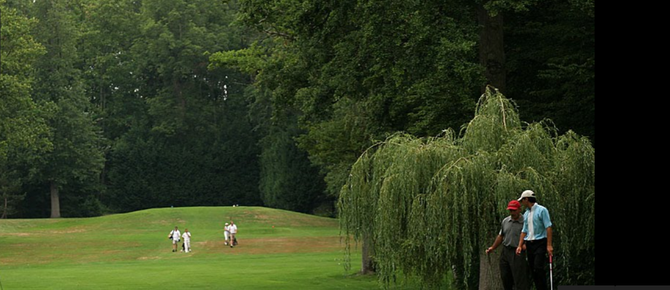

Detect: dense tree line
[2, 0, 270, 218]
[1, 0, 593, 220]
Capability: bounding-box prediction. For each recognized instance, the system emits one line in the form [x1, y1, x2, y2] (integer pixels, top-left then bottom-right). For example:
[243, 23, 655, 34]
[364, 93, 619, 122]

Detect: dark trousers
[526, 239, 548, 290]
[500, 246, 530, 290]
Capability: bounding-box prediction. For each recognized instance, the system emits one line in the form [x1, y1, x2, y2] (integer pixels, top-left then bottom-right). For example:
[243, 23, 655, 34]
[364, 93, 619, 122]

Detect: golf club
[549, 254, 554, 290]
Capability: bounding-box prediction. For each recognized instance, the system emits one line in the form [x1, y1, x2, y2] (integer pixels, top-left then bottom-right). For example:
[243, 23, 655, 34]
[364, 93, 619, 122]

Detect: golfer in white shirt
[168, 226, 181, 252]
[229, 221, 238, 248]
[182, 228, 191, 253]
[224, 223, 230, 245]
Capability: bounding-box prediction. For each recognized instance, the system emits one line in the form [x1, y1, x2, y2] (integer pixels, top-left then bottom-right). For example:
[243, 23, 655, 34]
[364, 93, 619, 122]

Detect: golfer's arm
[490, 235, 503, 250]
[546, 227, 552, 247]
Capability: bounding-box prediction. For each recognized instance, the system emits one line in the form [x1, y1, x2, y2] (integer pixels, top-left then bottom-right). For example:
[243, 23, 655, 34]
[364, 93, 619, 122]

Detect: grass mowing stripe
[1, 249, 374, 289]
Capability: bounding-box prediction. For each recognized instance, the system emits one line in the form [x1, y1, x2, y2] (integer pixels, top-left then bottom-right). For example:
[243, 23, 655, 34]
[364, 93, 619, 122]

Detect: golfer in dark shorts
[486, 200, 530, 290]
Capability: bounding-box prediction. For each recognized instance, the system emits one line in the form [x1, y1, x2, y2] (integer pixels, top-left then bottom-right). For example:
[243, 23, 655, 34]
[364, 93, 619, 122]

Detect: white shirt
[527, 205, 535, 240]
[229, 224, 237, 234]
[170, 230, 181, 240]
[182, 231, 191, 241]
[224, 225, 230, 233]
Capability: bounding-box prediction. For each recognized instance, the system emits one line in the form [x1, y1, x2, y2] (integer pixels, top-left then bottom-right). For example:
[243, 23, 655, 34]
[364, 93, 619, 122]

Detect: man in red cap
[486, 200, 530, 290]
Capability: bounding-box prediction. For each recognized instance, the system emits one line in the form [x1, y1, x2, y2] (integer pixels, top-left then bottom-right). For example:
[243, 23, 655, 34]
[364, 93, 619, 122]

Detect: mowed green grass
[0, 206, 397, 289]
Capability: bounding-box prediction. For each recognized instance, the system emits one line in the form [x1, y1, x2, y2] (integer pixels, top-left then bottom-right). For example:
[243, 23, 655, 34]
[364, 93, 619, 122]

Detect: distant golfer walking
[229, 221, 238, 248]
[224, 222, 231, 246]
[516, 190, 553, 290]
[168, 226, 181, 252]
[486, 200, 530, 290]
[182, 228, 192, 253]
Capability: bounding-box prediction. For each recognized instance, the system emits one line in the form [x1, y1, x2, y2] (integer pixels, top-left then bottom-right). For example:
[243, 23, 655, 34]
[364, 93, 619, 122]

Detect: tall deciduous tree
[224, 0, 485, 203]
[0, 0, 50, 218]
[30, 0, 105, 218]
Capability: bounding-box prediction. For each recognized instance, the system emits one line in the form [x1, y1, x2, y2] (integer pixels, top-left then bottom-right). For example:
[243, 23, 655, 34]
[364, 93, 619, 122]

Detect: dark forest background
[1, 0, 594, 218]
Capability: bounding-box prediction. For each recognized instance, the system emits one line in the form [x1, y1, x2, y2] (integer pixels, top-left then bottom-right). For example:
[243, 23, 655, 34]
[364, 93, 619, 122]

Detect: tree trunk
[50, 181, 61, 218]
[361, 233, 376, 274]
[478, 4, 506, 93]
[2, 197, 7, 219]
[479, 250, 503, 290]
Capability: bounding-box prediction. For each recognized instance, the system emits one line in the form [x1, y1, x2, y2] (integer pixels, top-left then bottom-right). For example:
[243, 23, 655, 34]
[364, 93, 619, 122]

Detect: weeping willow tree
[338, 87, 595, 289]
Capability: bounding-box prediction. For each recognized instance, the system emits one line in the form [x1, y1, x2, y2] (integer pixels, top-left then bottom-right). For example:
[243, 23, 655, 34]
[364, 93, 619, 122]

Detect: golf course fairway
[1, 206, 417, 289]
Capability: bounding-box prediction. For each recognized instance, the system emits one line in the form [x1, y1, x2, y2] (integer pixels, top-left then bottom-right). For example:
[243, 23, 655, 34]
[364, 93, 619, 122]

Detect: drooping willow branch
[338, 87, 595, 289]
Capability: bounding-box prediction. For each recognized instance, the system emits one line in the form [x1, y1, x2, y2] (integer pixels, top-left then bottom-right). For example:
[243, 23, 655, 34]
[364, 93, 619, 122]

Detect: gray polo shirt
[499, 215, 524, 248]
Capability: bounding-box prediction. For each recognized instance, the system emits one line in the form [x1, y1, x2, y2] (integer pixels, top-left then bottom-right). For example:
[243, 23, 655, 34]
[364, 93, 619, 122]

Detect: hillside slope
[1, 206, 340, 266]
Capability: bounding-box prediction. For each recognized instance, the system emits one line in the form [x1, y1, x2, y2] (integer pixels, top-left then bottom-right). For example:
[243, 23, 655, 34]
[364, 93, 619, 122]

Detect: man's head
[507, 200, 522, 219]
[517, 190, 537, 206]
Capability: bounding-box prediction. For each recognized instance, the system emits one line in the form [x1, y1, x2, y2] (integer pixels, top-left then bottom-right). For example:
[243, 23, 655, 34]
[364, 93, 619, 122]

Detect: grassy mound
[0, 206, 397, 289]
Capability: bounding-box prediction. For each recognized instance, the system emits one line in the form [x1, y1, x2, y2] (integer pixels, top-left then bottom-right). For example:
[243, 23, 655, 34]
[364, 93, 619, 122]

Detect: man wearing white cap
[515, 190, 552, 290]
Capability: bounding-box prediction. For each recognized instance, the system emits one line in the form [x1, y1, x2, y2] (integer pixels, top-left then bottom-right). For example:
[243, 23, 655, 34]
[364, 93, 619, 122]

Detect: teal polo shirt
[521, 203, 552, 241]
